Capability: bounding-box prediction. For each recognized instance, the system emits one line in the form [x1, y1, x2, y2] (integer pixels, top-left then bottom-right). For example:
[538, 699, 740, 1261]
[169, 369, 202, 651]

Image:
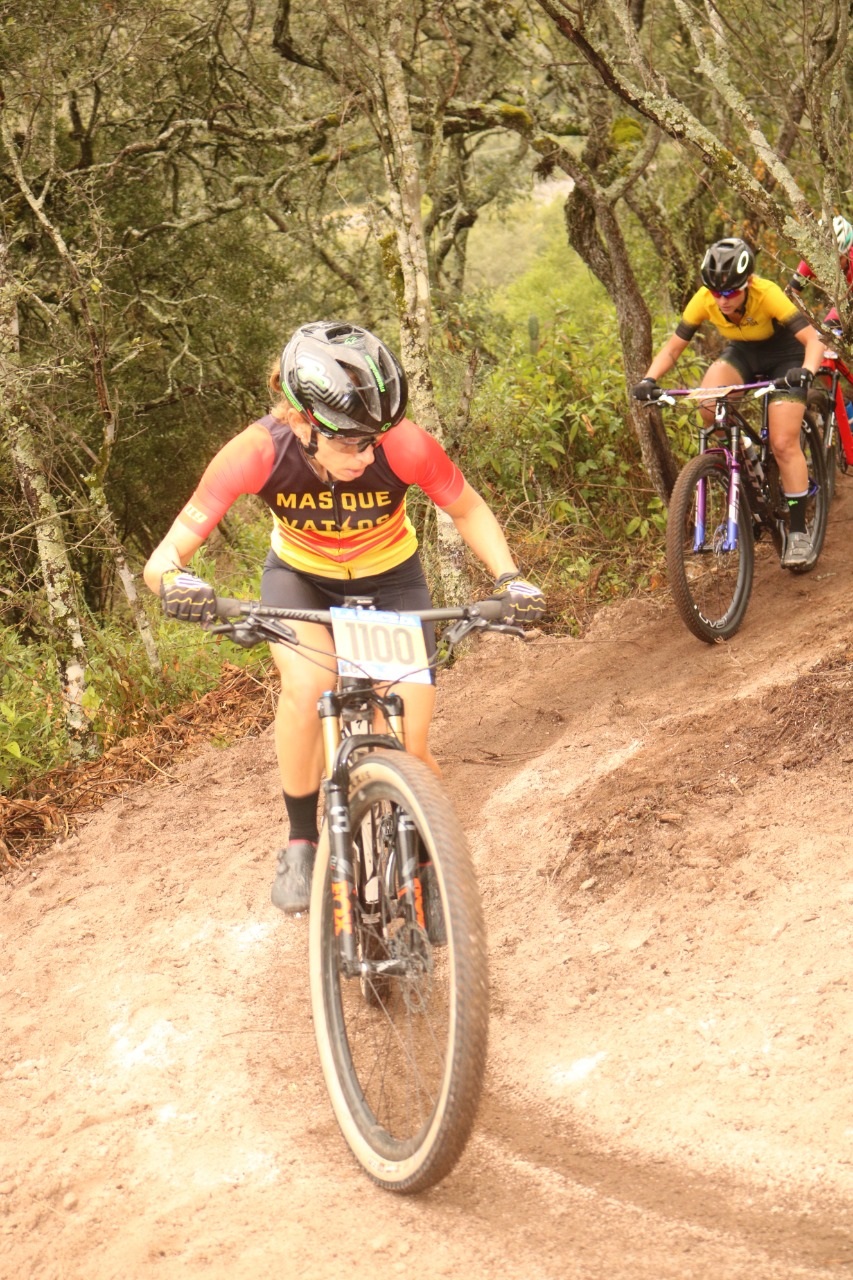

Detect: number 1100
[342, 622, 417, 665]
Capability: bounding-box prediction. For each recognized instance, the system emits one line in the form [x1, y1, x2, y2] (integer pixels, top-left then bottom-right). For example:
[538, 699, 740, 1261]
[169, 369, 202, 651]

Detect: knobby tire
[309, 748, 488, 1193]
[793, 412, 829, 571]
[810, 381, 840, 501]
[666, 452, 754, 643]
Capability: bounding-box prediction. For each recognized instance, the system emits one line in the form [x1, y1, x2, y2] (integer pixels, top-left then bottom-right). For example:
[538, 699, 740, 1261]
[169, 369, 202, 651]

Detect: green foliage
[464, 309, 648, 526]
[468, 196, 608, 326]
[0, 521, 274, 796]
[445, 303, 668, 623]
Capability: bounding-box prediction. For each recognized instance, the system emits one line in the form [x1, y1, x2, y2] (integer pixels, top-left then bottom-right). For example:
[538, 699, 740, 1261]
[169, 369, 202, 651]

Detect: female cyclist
[143, 321, 544, 913]
[632, 237, 825, 569]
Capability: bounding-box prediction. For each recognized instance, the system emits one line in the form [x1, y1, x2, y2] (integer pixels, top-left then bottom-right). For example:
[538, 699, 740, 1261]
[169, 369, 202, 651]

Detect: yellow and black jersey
[675, 276, 810, 344]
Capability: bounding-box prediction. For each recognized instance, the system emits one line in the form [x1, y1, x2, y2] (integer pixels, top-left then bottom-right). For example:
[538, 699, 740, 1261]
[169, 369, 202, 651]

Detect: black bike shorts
[261, 549, 437, 682]
[718, 331, 808, 402]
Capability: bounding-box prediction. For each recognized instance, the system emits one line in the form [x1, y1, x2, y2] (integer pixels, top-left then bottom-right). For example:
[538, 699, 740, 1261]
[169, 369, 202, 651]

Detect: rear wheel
[809, 382, 837, 502]
[666, 451, 754, 643]
[823, 413, 841, 501]
[309, 749, 488, 1193]
[801, 412, 829, 567]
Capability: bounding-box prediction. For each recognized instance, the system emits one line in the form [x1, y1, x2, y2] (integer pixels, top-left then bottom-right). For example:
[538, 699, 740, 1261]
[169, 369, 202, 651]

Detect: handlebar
[206, 595, 521, 654]
[652, 381, 774, 405]
[211, 596, 507, 624]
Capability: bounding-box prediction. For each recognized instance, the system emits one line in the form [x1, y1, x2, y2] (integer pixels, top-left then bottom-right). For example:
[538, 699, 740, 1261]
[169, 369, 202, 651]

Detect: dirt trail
[4, 486, 853, 1279]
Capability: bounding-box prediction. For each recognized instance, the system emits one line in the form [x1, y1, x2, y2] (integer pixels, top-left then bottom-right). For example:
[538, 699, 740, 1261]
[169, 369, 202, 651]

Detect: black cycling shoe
[271, 840, 317, 914]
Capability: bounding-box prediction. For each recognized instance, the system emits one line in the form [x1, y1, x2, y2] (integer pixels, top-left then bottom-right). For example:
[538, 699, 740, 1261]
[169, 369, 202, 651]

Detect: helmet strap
[303, 427, 320, 458]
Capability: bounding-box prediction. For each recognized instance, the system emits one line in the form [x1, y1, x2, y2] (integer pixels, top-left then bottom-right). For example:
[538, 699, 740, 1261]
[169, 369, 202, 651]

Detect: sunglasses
[312, 423, 381, 453]
[305, 408, 384, 453]
[709, 287, 743, 299]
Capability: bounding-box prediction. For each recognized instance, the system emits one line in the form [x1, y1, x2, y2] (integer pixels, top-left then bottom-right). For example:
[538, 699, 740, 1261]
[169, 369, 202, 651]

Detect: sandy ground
[4, 484, 853, 1278]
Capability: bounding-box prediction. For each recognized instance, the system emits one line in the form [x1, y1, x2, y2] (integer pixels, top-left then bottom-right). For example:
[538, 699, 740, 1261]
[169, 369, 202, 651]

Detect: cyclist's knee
[276, 677, 326, 723]
[408, 741, 441, 777]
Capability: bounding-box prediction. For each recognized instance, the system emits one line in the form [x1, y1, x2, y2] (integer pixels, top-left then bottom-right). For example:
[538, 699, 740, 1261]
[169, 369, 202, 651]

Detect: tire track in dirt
[3, 483, 853, 1278]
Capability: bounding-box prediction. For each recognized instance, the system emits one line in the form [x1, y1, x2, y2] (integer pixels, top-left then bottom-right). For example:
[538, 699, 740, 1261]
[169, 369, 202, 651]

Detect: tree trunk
[0, 235, 97, 754]
[374, 0, 469, 604]
[568, 192, 680, 500]
[6, 415, 97, 754]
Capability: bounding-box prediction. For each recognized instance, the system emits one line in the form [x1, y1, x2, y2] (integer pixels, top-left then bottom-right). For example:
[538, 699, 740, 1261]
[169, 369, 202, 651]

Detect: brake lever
[489, 622, 527, 638]
[207, 618, 298, 647]
[442, 617, 526, 646]
[442, 617, 487, 646]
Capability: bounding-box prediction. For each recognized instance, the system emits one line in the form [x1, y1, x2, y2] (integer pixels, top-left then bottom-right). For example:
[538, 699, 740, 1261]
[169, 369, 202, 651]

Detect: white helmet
[832, 215, 853, 253]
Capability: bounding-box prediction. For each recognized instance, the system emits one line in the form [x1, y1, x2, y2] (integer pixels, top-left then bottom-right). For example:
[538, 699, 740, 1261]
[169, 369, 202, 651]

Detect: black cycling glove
[632, 378, 663, 402]
[773, 367, 814, 390]
[160, 569, 217, 624]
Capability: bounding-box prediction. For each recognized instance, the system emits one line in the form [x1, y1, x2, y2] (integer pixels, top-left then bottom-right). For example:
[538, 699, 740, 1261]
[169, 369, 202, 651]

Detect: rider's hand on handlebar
[160, 568, 217, 624]
[773, 366, 814, 391]
[489, 573, 545, 624]
[632, 377, 664, 402]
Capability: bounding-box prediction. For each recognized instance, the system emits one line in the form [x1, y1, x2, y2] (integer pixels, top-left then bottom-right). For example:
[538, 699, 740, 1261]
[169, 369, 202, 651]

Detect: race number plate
[330, 607, 431, 685]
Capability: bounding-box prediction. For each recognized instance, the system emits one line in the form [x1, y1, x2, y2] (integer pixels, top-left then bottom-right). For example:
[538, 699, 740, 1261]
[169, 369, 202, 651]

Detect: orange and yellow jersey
[176, 414, 465, 580]
[675, 275, 810, 343]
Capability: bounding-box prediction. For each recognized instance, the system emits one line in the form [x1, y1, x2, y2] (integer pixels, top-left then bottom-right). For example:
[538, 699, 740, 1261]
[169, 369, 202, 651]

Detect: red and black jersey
[176, 414, 465, 579]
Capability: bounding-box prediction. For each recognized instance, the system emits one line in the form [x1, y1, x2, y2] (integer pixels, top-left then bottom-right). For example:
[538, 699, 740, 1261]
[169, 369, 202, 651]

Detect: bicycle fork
[317, 689, 425, 976]
[694, 414, 741, 553]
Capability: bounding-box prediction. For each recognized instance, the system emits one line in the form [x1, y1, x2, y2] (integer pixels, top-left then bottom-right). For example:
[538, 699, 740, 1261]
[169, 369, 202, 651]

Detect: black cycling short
[718, 330, 808, 401]
[261, 549, 437, 683]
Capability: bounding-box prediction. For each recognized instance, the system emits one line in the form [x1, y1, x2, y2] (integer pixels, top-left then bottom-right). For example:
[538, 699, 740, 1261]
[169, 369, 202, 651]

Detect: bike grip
[214, 596, 248, 619]
[475, 598, 509, 621]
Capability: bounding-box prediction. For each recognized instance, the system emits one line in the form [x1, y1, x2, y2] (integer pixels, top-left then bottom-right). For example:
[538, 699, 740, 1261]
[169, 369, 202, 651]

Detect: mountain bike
[207, 593, 521, 1192]
[656, 381, 827, 643]
[784, 284, 853, 500]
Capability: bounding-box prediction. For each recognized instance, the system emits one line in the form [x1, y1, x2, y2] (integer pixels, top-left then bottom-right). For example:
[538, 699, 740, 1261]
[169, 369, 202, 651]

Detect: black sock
[785, 492, 808, 534]
[283, 789, 320, 843]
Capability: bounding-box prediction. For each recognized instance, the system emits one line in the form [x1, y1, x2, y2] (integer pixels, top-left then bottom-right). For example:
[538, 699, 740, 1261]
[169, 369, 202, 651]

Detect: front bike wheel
[309, 749, 488, 1193]
[666, 452, 754, 643]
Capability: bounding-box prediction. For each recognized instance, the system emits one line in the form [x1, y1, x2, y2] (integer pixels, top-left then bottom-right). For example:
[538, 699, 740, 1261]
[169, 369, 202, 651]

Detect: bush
[0, 507, 275, 796]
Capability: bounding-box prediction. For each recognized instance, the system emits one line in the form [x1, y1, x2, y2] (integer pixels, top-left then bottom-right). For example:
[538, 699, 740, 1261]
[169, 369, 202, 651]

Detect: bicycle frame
[669, 386, 771, 555]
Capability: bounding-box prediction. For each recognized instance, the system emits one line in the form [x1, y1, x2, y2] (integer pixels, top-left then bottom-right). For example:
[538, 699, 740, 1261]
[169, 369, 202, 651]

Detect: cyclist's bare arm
[797, 325, 827, 373]
[643, 334, 690, 382]
[441, 481, 519, 579]
[143, 520, 207, 594]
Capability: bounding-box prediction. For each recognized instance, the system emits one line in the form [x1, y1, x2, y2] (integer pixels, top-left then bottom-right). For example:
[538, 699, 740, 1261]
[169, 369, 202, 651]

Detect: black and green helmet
[280, 320, 409, 435]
